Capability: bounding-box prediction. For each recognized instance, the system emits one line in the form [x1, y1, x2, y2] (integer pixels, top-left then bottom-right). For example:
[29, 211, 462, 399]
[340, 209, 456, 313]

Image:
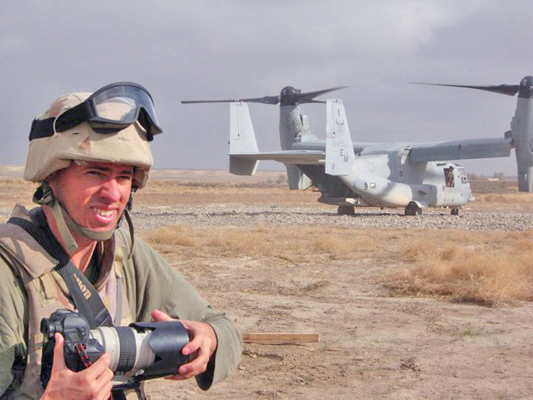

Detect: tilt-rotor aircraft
[182, 77, 533, 216]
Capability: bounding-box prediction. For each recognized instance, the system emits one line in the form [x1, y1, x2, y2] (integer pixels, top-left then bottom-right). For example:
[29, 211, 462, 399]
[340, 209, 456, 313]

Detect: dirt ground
[1, 173, 532, 399]
[144, 245, 533, 400]
[139, 177, 533, 399]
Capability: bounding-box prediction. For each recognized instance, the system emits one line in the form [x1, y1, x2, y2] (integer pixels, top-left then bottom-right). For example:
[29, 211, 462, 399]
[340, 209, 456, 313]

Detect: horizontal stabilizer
[409, 137, 512, 163]
[230, 156, 258, 175]
[229, 150, 324, 165]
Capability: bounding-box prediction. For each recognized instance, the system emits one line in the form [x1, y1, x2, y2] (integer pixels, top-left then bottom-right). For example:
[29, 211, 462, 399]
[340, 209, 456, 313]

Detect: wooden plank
[242, 333, 319, 345]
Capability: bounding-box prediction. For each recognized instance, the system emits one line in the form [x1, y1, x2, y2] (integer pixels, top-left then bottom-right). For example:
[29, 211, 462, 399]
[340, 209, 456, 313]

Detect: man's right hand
[41, 333, 114, 400]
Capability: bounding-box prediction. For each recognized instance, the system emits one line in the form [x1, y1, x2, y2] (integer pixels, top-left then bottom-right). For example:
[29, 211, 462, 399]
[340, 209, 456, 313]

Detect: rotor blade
[244, 96, 280, 105]
[182, 95, 280, 105]
[296, 86, 349, 102]
[182, 85, 348, 106]
[302, 99, 326, 104]
[181, 99, 241, 104]
[410, 82, 519, 97]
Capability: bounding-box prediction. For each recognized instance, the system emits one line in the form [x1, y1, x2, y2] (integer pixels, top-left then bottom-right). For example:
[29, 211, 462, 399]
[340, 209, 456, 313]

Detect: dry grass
[383, 230, 533, 306]
[0, 179, 39, 207]
[142, 223, 533, 307]
[475, 193, 533, 204]
[141, 223, 378, 263]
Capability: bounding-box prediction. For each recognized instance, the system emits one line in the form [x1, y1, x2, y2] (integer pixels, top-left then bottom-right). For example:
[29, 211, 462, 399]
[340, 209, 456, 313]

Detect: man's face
[48, 161, 134, 234]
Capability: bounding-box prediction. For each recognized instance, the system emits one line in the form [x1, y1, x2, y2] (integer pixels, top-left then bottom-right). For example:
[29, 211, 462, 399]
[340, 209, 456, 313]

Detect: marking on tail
[325, 99, 355, 176]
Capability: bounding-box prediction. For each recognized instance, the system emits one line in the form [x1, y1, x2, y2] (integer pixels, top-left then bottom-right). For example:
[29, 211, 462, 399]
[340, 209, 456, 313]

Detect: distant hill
[150, 169, 287, 183]
[0, 165, 287, 184]
[0, 165, 24, 178]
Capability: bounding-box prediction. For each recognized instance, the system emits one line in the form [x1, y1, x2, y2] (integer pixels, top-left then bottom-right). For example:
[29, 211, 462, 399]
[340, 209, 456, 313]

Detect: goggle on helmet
[29, 82, 163, 141]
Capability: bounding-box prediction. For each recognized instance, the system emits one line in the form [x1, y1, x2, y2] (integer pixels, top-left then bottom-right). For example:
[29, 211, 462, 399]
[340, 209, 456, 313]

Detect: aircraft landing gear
[405, 202, 422, 216]
[338, 205, 355, 216]
[451, 208, 460, 216]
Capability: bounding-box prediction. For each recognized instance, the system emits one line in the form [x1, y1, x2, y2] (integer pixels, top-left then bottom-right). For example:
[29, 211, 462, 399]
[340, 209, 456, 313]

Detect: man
[0, 82, 242, 399]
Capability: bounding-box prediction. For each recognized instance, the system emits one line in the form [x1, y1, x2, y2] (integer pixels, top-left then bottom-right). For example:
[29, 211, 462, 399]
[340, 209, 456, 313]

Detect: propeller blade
[296, 86, 349, 103]
[181, 99, 240, 104]
[244, 96, 280, 105]
[301, 99, 326, 104]
[182, 85, 348, 106]
[182, 95, 280, 105]
[411, 82, 519, 97]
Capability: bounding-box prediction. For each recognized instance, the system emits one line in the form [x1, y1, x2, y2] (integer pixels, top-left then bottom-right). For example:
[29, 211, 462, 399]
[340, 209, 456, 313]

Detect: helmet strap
[62, 209, 115, 242]
[33, 181, 115, 252]
[33, 182, 79, 253]
[123, 208, 135, 258]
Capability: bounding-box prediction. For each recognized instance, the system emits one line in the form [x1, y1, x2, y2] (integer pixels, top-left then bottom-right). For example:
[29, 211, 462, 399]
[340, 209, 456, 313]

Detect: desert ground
[1, 169, 532, 399]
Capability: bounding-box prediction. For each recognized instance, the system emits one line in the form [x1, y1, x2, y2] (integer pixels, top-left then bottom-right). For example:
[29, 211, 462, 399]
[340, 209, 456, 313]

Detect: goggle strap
[55, 102, 88, 132]
[29, 102, 88, 140]
[138, 109, 154, 141]
[29, 118, 55, 140]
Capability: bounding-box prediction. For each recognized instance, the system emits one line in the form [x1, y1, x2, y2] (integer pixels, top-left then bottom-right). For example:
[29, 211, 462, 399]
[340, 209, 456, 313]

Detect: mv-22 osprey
[182, 77, 533, 216]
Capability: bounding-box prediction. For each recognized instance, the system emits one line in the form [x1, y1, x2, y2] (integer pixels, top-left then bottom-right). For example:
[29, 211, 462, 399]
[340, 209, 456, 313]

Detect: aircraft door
[442, 166, 456, 204]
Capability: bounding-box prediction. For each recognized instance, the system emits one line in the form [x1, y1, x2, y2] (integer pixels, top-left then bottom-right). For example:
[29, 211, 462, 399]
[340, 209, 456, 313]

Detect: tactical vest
[0, 205, 133, 399]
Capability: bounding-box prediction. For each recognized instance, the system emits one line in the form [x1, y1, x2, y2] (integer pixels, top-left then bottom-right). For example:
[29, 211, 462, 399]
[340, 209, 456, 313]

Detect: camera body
[41, 309, 104, 373]
[40, 309, 189, 389]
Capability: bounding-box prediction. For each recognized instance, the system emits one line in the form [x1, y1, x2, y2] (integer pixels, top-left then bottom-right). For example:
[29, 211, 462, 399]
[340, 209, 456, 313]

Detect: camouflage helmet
[24, 82, 163, 188]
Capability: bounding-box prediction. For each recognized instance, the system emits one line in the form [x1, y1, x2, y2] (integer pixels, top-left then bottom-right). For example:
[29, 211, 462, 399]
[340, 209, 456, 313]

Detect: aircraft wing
[409, 137, 512, 163]
[230, 150, 324, 165]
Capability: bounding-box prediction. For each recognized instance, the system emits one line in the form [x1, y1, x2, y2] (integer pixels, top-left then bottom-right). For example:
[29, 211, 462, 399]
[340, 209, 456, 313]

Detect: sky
[2, 0, 533, 177]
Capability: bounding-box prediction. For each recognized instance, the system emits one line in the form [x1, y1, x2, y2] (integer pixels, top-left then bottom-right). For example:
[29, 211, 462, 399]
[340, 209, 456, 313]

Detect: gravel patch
[1, 205, 530, 232]
[129, 205, 533, 232]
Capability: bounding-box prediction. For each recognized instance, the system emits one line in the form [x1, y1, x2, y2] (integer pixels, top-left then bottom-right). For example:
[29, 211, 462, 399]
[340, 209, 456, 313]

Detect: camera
[40, 309, 190, 390]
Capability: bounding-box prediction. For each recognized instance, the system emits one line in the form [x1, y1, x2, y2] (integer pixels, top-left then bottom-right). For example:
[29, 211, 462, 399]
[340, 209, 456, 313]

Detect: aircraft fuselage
[293, 139, 472, 208]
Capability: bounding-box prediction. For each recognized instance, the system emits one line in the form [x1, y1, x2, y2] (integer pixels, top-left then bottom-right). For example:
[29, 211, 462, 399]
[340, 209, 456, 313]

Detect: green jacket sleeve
[0, 257, 28, 396]
[117, 231, 242, 390]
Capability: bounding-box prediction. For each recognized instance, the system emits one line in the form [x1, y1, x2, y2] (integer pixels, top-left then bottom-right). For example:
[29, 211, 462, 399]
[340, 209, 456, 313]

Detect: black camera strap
[8, 211, 113, 329]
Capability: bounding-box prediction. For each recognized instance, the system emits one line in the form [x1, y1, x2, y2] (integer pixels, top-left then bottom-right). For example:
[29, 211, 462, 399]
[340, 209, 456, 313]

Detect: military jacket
[0, 206, 242, 399]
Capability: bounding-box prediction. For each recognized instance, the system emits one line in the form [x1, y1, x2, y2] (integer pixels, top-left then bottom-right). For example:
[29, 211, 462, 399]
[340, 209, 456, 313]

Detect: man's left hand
[151, 309, 217, 380]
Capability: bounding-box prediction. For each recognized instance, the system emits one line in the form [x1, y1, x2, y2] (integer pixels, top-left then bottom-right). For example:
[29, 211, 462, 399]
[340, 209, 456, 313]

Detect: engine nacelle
[511, 76, 533, 192]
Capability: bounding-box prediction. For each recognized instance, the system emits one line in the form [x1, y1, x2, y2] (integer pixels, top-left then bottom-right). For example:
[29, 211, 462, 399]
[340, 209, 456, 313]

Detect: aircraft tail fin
[229, 102, 259, 175]
[325, 99, 355, 176]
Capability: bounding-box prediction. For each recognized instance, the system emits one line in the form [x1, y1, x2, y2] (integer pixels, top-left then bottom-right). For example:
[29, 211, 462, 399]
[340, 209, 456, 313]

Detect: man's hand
[151, 309, 217, 380]
[41, 333, 114, 400]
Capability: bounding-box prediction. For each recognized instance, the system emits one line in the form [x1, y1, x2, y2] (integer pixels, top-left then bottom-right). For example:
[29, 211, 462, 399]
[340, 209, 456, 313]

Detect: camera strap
[8, 210, 113, 329]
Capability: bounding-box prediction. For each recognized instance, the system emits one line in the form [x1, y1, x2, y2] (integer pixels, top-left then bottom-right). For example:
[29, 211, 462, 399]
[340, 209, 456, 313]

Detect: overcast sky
[2, 0, 533, 176]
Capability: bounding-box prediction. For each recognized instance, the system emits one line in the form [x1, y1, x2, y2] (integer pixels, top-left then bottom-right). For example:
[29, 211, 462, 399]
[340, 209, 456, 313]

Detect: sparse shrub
[383, 230, 533, 306]
[255, 221, 269, 233]
[439, 247, 456, 261]
[143, 226, 197, 247]
[138, 210, 533, 308]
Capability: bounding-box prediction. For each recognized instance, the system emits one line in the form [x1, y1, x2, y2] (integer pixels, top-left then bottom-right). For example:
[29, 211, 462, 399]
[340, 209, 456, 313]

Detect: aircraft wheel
[451, 208, 459, 216]
[338, 205, 355, 216]
[405, 202, 422, 216]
